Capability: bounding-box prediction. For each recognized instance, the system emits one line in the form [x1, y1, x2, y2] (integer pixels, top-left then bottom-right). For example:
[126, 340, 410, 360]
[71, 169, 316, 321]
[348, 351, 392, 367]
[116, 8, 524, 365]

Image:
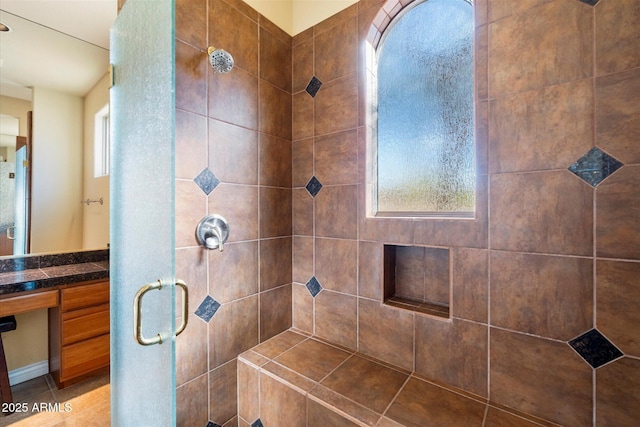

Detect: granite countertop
[0, 249, 109, 296]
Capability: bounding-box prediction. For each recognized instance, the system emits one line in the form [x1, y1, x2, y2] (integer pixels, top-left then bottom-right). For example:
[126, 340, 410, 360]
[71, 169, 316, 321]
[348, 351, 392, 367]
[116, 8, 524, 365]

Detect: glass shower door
[110, 0, 178, 425]
[13, 145, 27, 255]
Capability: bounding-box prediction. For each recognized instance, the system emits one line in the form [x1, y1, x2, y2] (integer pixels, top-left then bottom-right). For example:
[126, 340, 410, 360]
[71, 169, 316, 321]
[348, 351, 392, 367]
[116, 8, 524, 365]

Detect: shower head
[208, 46, 234, 73]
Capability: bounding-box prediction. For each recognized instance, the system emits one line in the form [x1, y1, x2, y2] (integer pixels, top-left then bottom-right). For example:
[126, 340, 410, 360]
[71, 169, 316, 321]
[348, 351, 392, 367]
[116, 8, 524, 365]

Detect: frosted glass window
[376, 0, 474, 215]
[94, 104, 110, 177]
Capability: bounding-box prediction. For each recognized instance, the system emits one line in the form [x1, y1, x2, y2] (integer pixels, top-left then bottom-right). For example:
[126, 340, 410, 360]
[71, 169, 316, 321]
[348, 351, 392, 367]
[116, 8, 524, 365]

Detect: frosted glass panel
[0, 161, 16, 255]
[110, 0, 176, 425]
[377, 0, 474, 214]
[14, 147, 27, 255]
[0, 162, 15, 231]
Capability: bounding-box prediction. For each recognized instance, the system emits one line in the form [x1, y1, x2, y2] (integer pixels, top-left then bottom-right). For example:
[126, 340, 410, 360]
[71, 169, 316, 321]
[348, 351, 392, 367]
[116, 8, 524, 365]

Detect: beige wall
[2, 309, 48, 374]
[82, 73, 110, 250]
[242, 0, 357, 35]
[291, 0, 357, 35]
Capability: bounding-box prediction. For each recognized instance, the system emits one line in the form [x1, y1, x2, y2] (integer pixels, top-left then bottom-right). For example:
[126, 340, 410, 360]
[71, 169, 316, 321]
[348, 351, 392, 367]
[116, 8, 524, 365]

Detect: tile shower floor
[239, 330, 562, 427]
[0, 373, 109, 426]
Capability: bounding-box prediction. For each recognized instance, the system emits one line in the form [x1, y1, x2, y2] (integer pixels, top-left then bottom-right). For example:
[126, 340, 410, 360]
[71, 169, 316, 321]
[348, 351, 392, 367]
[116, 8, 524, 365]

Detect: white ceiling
[0, 1, 116, 101]
[0, 0, 354, 103]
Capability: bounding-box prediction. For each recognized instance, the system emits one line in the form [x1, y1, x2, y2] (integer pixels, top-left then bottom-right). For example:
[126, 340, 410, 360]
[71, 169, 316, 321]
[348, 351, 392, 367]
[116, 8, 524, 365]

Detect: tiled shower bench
[238, 329, 559, 427]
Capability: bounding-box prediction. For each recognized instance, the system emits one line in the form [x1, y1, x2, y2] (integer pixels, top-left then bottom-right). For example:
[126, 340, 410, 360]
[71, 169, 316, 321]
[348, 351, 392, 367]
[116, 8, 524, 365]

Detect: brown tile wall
[173, 0, 292, 425]
[169, 0, 639, 425]
[392, 245, 450, 307]
[290, 0, 640, 426]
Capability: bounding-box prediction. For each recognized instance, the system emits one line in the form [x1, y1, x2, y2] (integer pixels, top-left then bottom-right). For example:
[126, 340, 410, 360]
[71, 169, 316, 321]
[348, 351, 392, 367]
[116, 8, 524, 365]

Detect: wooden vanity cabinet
[49, 280, 110, 388]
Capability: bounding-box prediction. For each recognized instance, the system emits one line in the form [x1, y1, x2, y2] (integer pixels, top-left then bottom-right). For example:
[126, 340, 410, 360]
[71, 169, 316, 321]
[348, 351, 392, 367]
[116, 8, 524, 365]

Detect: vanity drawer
[49, 279, 111, 388]
[61, 303, 110, 346]
[0, 290, 58, 316]
[61, 280, 109, 312]
[60, 333, 110, 382]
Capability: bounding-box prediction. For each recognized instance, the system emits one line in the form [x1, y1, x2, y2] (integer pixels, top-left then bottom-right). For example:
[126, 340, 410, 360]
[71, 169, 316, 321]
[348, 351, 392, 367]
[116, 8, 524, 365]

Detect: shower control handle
[196, 215, 229, 251]
[205, 227, 224, 251]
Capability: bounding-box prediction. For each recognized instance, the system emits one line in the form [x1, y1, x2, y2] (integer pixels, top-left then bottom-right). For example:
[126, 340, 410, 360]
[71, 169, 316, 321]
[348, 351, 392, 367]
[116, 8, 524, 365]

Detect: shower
[208, 46, 234, 73]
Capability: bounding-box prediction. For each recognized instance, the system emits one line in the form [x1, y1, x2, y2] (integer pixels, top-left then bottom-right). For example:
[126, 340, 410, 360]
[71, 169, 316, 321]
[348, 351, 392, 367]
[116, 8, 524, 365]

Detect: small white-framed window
[94, 104, 110, 177]
[372, 0, 475, 217]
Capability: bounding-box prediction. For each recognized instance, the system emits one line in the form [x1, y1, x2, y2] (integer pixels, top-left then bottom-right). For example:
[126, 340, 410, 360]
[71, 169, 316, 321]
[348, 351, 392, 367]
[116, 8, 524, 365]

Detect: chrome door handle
[133, 279, 189, 346]
[6, 226, 15, 240]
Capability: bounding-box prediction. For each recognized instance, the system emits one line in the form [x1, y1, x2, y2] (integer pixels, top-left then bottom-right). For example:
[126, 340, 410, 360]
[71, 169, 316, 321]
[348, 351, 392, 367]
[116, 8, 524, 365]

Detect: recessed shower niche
[383, 244, 450, 319]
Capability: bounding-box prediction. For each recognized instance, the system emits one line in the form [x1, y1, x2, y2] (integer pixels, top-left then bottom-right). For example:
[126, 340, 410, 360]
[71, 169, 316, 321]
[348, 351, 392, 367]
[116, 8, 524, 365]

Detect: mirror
[0, 116, 27, 256]
[0, 3, 116, 257]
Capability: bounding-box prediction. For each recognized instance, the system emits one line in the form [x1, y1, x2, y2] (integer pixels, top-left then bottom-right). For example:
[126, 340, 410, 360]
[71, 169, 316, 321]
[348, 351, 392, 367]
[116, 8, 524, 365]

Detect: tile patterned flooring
[0, 373, 109, 426]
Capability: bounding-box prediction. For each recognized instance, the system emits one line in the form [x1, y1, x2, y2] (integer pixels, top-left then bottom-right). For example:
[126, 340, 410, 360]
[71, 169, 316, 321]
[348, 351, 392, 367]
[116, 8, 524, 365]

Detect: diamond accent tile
[305, 176, 323, 197]
[305, 76, 323, 97]
[569, 329, 623, 368]
[251, 419, 264, 427]
[305, 276, 323, 298]
[578, 0, 599, 5]
[568, 147, 623, 187]
[194, 168, 220, 195]
[195, 296, 221, 323]
[206, 422, 222, 427]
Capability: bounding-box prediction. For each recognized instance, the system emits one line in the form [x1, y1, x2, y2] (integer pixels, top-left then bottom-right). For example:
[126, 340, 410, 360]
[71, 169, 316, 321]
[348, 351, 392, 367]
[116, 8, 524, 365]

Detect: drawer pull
[133, 279, 189, 346]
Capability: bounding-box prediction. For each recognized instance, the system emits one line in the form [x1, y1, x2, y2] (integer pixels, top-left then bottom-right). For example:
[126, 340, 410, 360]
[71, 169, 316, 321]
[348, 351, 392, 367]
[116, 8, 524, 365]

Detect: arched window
[372, 0, 474, 217]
